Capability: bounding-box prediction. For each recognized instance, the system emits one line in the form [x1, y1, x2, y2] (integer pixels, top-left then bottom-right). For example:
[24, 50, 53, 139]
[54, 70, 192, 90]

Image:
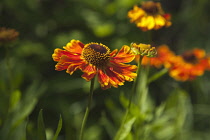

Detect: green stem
[128, 56, 143, 108]
[120, 55, 143, 128]
[147, 68, 168, 84]
[79, 77, 95, 140]
[147, 30, 153, 43]
[137, 63, 150, 109]
[4, 45, 13, 93]
[114, 56, 143, 140]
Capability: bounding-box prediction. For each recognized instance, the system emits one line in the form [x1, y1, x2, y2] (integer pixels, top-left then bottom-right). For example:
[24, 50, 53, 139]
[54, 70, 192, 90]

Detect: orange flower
[128, 1, 171, 31]
[0, 27, 19, 44]
[138, 45, 210, 81]
[169, 49, 210, 81]
[141, 45, 176, 68]
[52, 40, 137, 89]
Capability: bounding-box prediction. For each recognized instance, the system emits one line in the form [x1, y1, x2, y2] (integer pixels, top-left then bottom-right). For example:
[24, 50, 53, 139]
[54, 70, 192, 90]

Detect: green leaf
[0, 82, 46, 140]
[119, 92, 129, 108]
[9, 90, 21, 112]
[114, 115, 136, 140]
[155, 103, 166, 118]
[37, 109, 46, 140]
[52, 115, 63, 140]
[150, 88, 192, 139]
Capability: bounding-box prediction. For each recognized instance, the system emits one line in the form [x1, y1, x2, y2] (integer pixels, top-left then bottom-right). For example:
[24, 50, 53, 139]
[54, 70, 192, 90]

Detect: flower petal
[97, 69, 110, 88]
[193, 48, 205, 59]
[110, 49, 118, 57]
[154, 15, 166, 29]
[128, 5, 145, 22]
[66, 62, 86, 75]
[82, 72, 96, 81]
[138, 16, 155, 30]
[141, 45, 176, 68]
[63, 40, 84, 55]
[112, 45, 135, 63]
[83, 64, 97, 75]
[81, 63, 97, 81]
[109, 62, 137, 81]
[54, 54, 84, 71]
[128, 1, 172, 31]
[105, 67, 125, 86]
[168, 53, 207, 81]
[52, 48, 72, 62]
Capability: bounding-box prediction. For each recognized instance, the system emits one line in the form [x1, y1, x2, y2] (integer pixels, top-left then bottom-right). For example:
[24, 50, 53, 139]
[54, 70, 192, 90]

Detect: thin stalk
[114, 56, 143, 140]
[79, 77, 95, 140]
[147, 30, 153, 44]
[4, 45, 13, 93]
[128, 56, 143, 109]
[147, 68, 168, 84]
[137, 62, 150, 109]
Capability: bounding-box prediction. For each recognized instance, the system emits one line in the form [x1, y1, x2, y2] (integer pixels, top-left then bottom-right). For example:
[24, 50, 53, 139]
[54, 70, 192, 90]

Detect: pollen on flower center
[82, 43, 111, 67]
[141, 1, 160, 14]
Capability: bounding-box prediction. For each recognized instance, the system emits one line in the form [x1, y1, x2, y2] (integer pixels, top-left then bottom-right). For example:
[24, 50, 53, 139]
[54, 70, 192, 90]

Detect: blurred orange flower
[0, 27, 19, 44]
[52, 40, 137, 89]
[141, 46, 210, 81]
[169, 49, 210, 81]
[141, 45, 176, 68]
[128, 1, 171, 31]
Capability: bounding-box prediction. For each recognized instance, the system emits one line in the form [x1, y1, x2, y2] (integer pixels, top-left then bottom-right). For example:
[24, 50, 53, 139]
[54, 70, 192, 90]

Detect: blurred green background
[1, 0, 210, 140]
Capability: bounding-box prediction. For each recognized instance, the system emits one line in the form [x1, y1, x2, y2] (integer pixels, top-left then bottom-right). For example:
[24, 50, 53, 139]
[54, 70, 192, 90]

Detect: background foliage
[1, 0, 210, 139]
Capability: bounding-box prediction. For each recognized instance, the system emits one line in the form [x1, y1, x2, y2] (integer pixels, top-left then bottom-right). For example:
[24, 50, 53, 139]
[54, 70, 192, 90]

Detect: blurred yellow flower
[128, 1, 172, 31]
[52, 40, 137, 89]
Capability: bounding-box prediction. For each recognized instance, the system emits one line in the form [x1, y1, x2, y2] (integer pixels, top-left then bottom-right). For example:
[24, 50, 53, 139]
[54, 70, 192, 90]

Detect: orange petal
[55, 55, 83, 70]
[82, 72, 96, 81]
[101, 84, 112, 90]
[109, 62, 137, 81]
[52, 49, 73, 62]
[200, 58, 210, 70]
[63, 40, 84, 55]
[55, 62, 71, 71]
[83, 64, 97, 75]
[66, 62, 86, 75]
[105, 67, 125, 87]
[81, 64, 97, 81]
[97, 69, 110, 87]
[112, 45, 135, 63]
[193, 48, 205, 59]
[110, 49, 118, 57]
[60, 55, 83, 63]
[142, 45, 176, 68]
[169, 62, 205, 81]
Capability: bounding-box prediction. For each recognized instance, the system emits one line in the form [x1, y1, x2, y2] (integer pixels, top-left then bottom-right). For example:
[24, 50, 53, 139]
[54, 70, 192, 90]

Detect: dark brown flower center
[141, 1, 160, 15]
[82, 43, 110, 67]
[182, 52, 198, 64]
